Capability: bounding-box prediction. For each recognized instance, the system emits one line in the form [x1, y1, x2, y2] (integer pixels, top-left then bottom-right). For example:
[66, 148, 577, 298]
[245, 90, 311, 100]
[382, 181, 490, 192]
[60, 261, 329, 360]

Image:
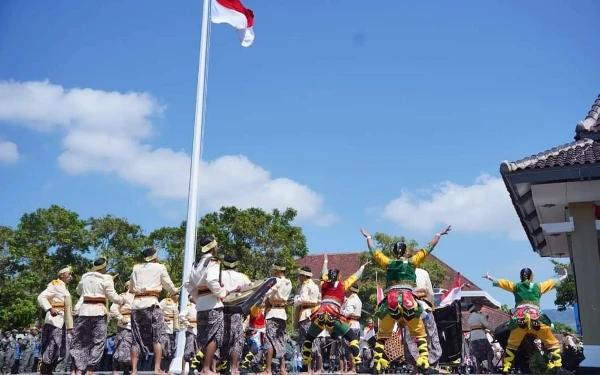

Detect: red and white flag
[376, 284, 384, 304]
[211, 0, 255, 47]
[439, 272, 462, 308]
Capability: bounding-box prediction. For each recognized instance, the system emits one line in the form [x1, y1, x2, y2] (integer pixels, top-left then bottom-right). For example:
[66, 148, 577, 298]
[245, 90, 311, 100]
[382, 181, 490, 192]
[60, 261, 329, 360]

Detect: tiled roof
[296, 252, 483, 292]
[461, 306, 511, 332]
[501, 94, 600, 172]
[501, 138, 600, 172]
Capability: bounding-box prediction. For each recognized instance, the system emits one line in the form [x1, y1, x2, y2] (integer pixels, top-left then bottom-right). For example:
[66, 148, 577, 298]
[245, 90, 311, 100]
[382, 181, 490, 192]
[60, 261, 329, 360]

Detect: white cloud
[0, 140, 19, 164]
[0, 80, 335, 225]
[381, 174, 524, 240]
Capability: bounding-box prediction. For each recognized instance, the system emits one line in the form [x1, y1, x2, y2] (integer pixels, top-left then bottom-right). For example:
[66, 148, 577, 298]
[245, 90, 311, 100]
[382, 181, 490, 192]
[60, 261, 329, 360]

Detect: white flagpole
[171, 0, 211, 372]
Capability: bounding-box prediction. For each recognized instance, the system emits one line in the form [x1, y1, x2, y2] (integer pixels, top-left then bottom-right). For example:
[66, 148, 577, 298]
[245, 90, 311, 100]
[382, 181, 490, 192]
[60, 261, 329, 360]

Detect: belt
[51, 302, 65, 308]
[197, 286, 211, 297]
[269, 303, 287, 308]
[83, 297, 107, 304]
[121, 313, 131, 317]
[134, 291, 161, 298]
[470, 325, 485, 331]
[348, 315, 361, 321]
[300, 302, 319, 308]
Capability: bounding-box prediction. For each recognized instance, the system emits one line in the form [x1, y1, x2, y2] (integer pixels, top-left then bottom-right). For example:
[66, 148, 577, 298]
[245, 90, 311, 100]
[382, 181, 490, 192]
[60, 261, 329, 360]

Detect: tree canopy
[0, 205, 308, 331]
[551, 259, 577, 312]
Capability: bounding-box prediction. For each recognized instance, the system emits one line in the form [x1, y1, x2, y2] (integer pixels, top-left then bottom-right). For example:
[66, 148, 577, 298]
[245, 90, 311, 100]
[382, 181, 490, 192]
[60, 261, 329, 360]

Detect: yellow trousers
[507, 323, 560, 350]
[376, 314, 426, 340]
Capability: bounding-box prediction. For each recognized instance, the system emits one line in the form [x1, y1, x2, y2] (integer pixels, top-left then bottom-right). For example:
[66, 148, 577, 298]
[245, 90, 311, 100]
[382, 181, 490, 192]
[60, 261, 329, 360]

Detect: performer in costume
[179, 296, 198, 375]
[159, 293, 180, 371]
[339, 285, 362, 373]
[466, 301, 494, 374]
[293, 265, 320, 372]
[185, 236, 231, 375]
[402, 267, 443, 373]
[71, 258, 125, 375]
[359, 226, 451, 374]
[482, 267, 569, 374]
[300, 254, 369, 375]
[219, 255, 252, 375]
[109, 280, 135, 375]
[240, 304, 267, 372]
[257, 264, 292, 375]
[129, 247, 180, 375]
[37, 266, 74, 375]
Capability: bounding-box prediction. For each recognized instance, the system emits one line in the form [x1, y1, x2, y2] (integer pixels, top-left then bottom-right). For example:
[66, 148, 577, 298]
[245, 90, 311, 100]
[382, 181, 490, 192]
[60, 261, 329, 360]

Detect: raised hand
[439, 225, 452, 235]
[362, 260, 372, 268]
[360, 228, 370, 238]
[482, 271, 492, 281]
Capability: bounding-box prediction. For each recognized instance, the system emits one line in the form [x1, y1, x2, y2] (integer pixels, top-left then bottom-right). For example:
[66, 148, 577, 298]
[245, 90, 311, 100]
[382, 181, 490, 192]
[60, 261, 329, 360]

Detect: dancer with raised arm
[482, 267, 569, 374]
[359, 226, 451, 374]
[300, 254, 370, 375]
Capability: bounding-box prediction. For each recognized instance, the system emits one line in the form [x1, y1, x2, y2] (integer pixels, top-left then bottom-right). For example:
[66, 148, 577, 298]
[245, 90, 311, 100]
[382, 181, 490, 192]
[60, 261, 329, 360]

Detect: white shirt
[130, 262, 180, 310]
[159, 297, 179, 334]
[467, 311, 492, 341]
[37, 279, 73, 329]
[109, 292, 135, 329]
[341, 293, 362, 329]
[294, 279, 320, 322]
[179, 302, 198, 335]
[264, 276, 292, 320]
[221, 269, 251, 292]
[415, 268, 434, 306]
[76, 272, 123, 316]
[185, 254, 227, 312]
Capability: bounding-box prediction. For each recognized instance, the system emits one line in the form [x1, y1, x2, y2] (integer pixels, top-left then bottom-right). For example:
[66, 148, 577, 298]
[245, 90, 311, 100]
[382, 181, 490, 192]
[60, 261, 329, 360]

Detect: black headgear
[520, 268, 533, 282]
[392, 242, 408, 257]
[300, 266, 311, 274]
[328, 268, 340, 282]
[93, 257, 107, 267]
[199, 236, 215, 247]
[223, 255, 238, 269]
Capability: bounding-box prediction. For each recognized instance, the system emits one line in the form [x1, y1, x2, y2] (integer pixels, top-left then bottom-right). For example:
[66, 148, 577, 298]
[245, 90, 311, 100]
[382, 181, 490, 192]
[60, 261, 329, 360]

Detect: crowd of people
[6, 224, 572, 375]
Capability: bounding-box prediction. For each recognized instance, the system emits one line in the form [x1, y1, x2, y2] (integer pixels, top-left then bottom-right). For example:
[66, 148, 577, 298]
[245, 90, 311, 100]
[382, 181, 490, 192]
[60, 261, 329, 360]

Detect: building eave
[460, 291, 502, 308]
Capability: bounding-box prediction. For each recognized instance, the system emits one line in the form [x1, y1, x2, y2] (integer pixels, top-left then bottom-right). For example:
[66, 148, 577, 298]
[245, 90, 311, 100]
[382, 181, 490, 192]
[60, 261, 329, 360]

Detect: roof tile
[502, 138, 600, 171]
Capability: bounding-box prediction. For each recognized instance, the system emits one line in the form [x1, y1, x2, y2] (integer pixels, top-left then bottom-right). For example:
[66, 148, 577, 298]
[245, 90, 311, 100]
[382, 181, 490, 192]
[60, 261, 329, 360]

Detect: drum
[223, 277, 277, 315]
[433, 300, 462, 364]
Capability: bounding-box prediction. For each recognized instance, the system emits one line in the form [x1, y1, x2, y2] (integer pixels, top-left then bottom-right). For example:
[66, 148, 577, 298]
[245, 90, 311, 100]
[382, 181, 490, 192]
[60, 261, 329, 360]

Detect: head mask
[520, 267, 533, 282]
[392, 242, 408, 258]
[328, 268, 340, 282]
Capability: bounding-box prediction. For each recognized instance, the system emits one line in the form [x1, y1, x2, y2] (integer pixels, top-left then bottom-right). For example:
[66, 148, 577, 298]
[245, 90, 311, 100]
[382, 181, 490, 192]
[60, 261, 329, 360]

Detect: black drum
[433, 300, 463, 364]
[223, 277, 277, 315]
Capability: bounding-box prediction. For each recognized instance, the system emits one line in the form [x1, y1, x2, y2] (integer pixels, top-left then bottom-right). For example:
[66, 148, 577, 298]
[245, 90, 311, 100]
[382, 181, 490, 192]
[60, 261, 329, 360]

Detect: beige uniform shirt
[185, 254, 227, 312]
[37, 279, 74, 329]
[294, 279, 320, 322]
[76, 272, 123, 316]
[179, 302, 198, 335]
[341, 293, 362, 329]
[159, 298, 180, 334]
[130, 262, 180, 310]
[221, 269, 252, 292]
[109, 292, 135, 329]
[264, 276, 292, 321]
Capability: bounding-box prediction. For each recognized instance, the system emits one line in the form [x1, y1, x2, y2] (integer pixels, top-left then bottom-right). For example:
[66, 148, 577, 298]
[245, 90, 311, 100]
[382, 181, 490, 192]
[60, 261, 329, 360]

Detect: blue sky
[1, 0, 599, 310]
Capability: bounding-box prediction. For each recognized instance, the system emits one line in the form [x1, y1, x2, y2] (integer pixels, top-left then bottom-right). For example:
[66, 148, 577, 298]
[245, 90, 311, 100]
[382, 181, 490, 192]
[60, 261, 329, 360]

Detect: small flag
[376, 284, 384, 304]
[211, 0, 255, 47]
[439, 272, 462, 308]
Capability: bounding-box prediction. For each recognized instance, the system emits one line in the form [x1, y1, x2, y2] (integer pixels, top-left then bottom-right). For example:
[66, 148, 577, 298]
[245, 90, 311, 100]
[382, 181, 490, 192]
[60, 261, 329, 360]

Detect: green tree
[551, 259, 576, 311]
[87, 215, 147, 292]
[1, 205, 91, 330]
[552, 321, 575, 334]
[356, 231, 447, 321]
[500, 304, 512, 314]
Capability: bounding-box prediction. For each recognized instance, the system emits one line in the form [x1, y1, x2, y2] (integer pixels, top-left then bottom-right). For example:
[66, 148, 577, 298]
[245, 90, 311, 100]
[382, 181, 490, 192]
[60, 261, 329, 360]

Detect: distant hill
[543, 308, 577, 329]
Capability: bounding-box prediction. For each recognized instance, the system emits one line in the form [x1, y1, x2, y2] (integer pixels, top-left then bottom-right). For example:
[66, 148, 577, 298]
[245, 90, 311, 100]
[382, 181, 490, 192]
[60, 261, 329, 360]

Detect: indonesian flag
[211, 0, 255, 47]
[376, 284, 384, 304]
[439, 272, 462, 308]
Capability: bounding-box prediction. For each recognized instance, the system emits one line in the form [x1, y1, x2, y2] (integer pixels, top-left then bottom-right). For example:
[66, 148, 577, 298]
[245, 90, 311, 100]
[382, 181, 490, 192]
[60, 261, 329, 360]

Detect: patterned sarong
[131, 305, 165, 355]
[402, 313, 442, 366]
[112, 327, 132, 366]
[223, 312, 244, 358]
[264, 318, 287, 359]
[298, 320, 311, 351]
[40, 324, 66, 365]
[196, 308, 224, 356]
[183, 331, 198, 362]
[70, 315, 108, 372]
[311, 336, 325, 357]
[161, 333, 177, 360]
[339, 328, 361, 359]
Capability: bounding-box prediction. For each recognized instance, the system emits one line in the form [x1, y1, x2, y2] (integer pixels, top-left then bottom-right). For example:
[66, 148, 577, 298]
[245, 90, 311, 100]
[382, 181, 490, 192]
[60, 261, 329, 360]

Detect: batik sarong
[131, 304, 165, 355]
[183, 331, 198, 362]
[298, 320, 311, 350]
[40, 324, 66, 366]
[340, 328, 361, 360]
[264, 318, 287, 359]
[70, 315, 108, 372]
[402, 313, 442, 366]
[196, 308, 224, 354]
[470, 338, 495, 372]
[113, 327, 132, 366]
[311, 336, 325, 357]
[222, 312, 244, 357]
[161, 333, 177, 360]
